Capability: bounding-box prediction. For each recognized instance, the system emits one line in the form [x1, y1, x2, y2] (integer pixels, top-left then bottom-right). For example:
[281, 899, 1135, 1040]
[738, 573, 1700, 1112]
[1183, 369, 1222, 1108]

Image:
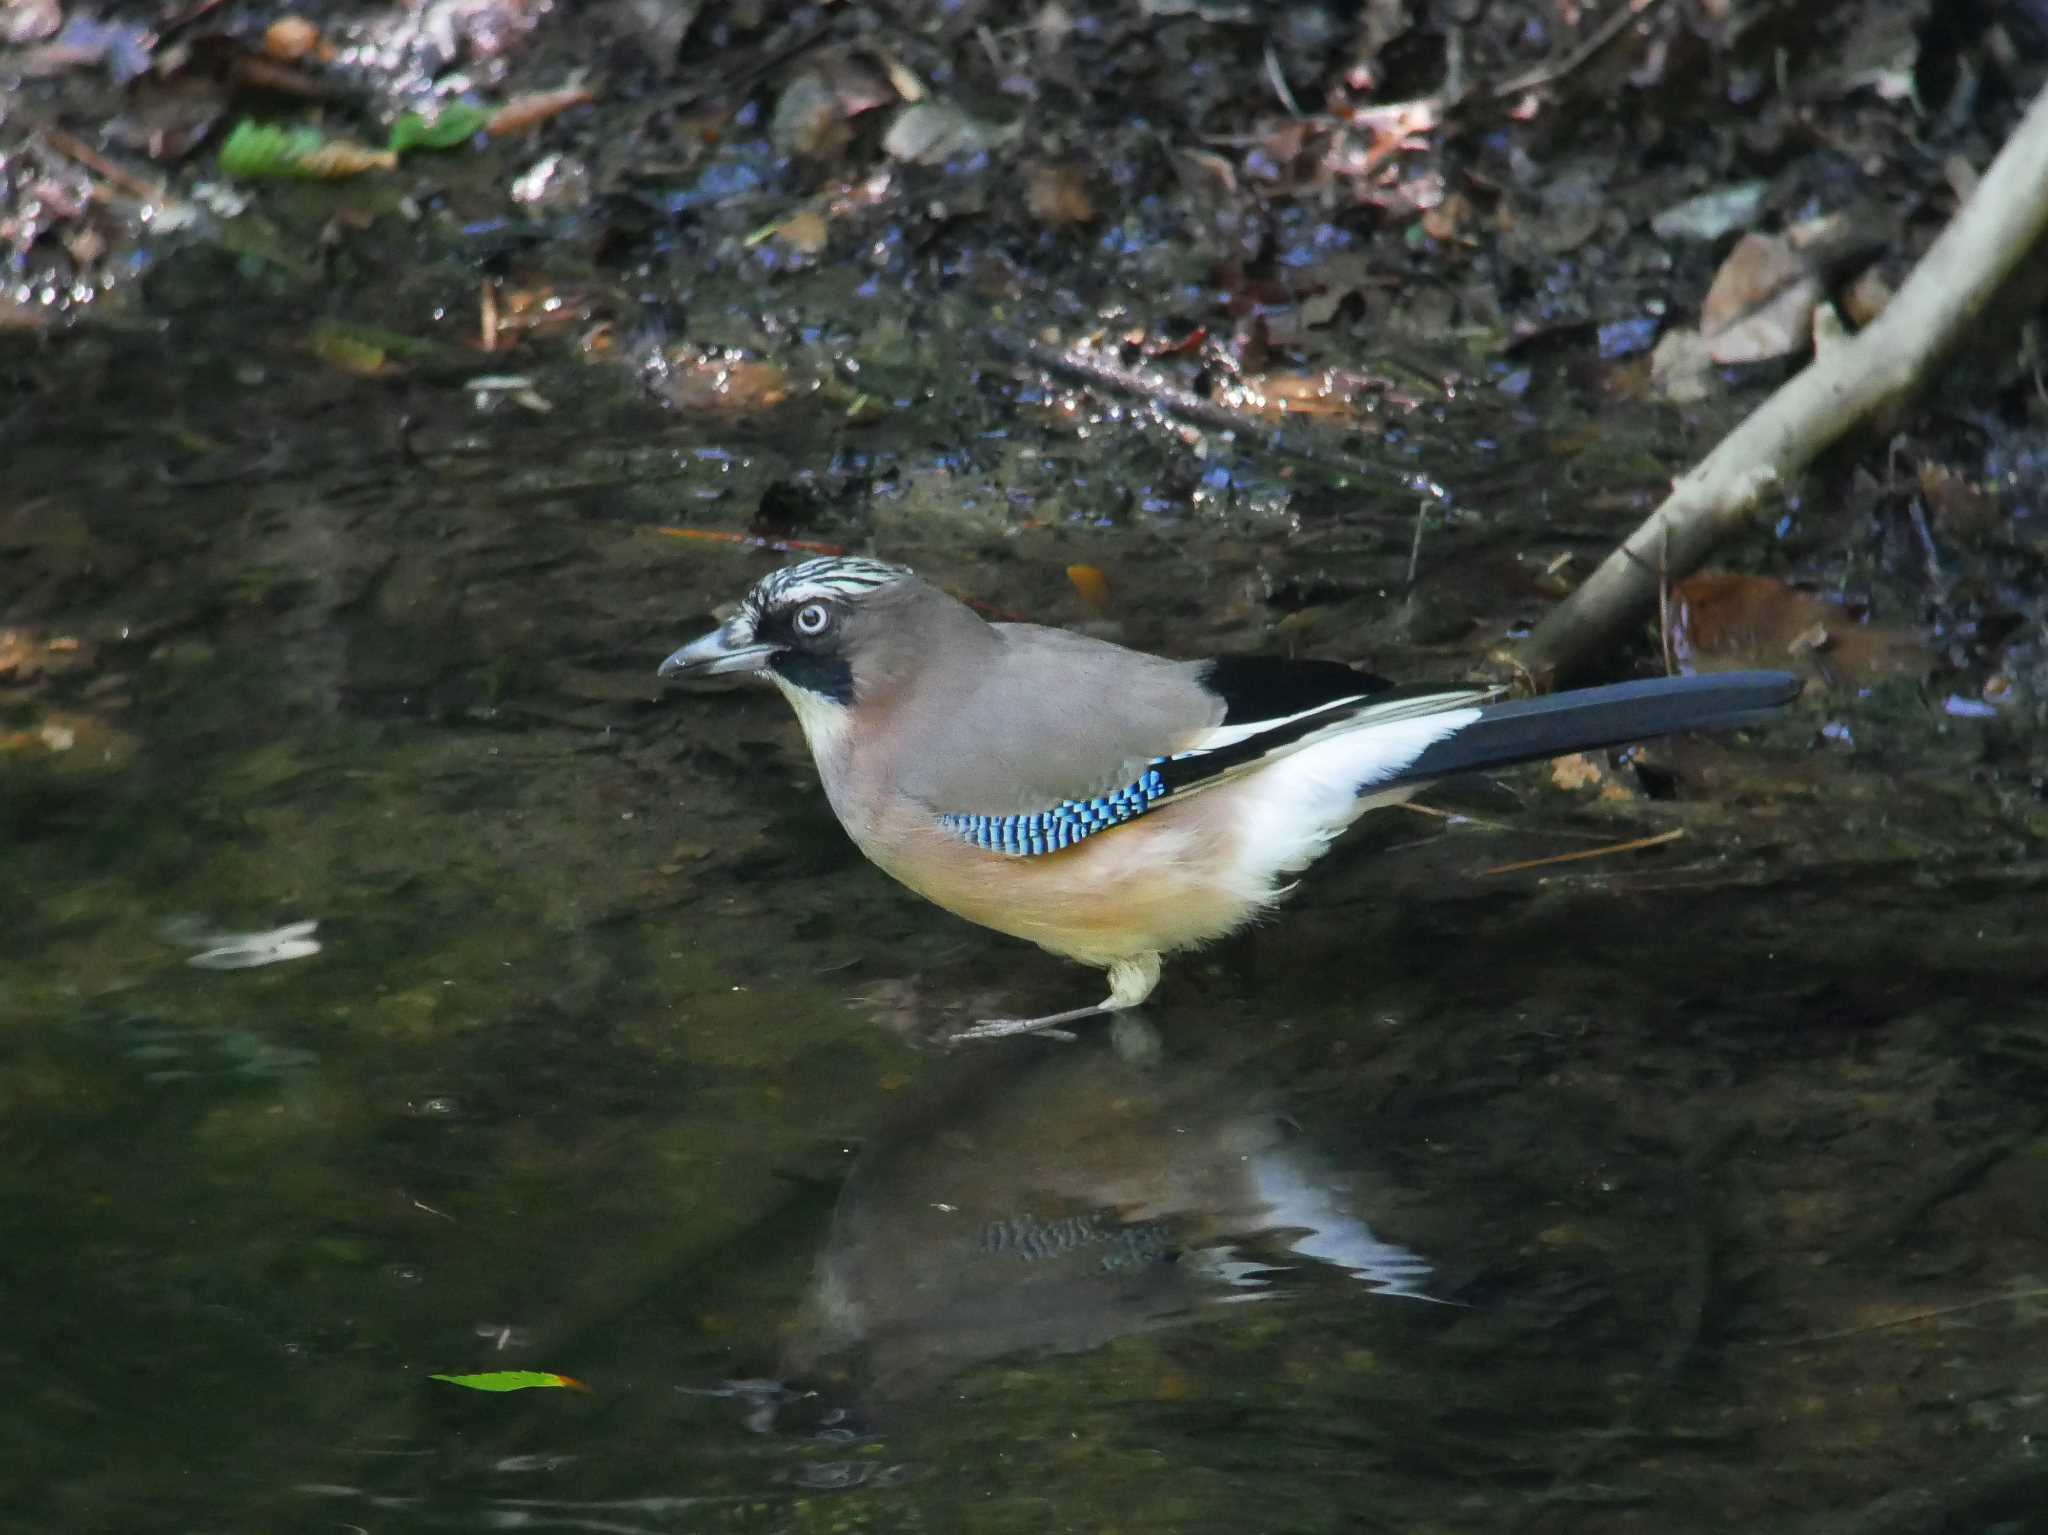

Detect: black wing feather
[1198, 656, 1393, 725]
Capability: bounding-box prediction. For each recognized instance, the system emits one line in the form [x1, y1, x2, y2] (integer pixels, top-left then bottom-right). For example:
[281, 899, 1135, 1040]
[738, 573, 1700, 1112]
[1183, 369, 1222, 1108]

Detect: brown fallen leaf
[774, 209, 828, 255]
[1649, 326, 1716, 404]
[655, 356, 798, 412]
[1842, 267, 1894, 328]
[1699, 232, 1817, 365]
[1217, 370, 1366, 421]
[1916, 461, 2001, 541]
[1420, 189, 1473, 243]
[875, 51, 925, 103]
[0, 629, 44, 680]
[308, 322, 400, 377]
[62, 222, 105, 266]
[1066, 563, 1110, 609]
[487, 84, 598, 137]
[770, 71, 846, 159]
[227, 51, 334, 97]
[298, 142, 396, 176]
[1026, 163, 1095, 226]
[1549, 753, 1603, 791]
[487, 285, 597, 342]
[263, 16, 322, 61]
[1670, 571, 1924, 681]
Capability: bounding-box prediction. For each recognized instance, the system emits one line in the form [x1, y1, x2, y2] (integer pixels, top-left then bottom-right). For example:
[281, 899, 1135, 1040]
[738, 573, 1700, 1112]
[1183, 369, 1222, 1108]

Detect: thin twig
[1494, 0, 1672, 98]
[1762, 1288, 2048, 1346]
[1264, 40, 1304, 118]
[34, 124, 174, 205]
[1407, 501, 1430, 587]
[988, 330, 1452, 503]
[479, 278, 499, 354]
[1480, 826, 1684, 877]
[1391, 800, 1642, 840]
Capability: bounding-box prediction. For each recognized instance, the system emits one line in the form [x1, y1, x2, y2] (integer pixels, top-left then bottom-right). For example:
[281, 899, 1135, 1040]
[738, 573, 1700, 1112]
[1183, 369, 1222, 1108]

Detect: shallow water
[7, 253, 2048, 1535]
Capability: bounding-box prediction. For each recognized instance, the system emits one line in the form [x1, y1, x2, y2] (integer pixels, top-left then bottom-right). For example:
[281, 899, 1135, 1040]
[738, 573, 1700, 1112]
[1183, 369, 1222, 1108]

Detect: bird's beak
[657, 625, 780, 680]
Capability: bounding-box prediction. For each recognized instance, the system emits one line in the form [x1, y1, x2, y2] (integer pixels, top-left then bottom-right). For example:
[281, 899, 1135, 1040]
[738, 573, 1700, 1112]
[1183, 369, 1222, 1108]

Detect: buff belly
[858, 791, 1270, 969]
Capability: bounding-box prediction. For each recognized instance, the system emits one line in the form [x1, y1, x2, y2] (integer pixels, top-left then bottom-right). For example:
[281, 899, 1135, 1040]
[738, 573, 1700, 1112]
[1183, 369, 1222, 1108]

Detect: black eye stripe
[756, 600, 838, 646]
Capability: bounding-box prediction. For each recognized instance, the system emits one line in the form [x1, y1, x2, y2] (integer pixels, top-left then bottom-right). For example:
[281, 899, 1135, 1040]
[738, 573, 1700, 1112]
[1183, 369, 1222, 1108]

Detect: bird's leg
[950, 954, 1162, 1044]
[948, 1002, 1106, 1043]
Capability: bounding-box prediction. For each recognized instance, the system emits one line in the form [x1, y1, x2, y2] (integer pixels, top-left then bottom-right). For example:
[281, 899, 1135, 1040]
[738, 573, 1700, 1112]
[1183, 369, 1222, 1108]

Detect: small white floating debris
[466, 374, 553, 413]
[186, 919, 322, 970]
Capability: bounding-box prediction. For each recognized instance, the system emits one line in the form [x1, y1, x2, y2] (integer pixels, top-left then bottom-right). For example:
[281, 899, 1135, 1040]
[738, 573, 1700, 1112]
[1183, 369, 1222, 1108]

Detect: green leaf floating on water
[219, 120, 396, 180]
[388, 104, 493, 154]
[429, 1370, 590, 1393]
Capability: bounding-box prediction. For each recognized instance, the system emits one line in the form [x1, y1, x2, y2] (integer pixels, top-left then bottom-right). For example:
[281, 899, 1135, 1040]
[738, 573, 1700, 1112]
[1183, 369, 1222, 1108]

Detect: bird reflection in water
[782, 1020, 1447, 1405]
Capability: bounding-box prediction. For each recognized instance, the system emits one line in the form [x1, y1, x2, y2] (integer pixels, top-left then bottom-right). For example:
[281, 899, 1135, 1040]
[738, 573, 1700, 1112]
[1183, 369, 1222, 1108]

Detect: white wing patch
[1187, 695, 1379, 753]
[1193, 685, 1494, 750]
[1216, 702, 1485, 907]
[1173, 686, 1497, 790]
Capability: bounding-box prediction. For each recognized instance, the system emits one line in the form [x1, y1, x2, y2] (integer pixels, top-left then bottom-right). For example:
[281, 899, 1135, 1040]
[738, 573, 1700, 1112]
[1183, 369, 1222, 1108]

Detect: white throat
[772, 674, 855, 774]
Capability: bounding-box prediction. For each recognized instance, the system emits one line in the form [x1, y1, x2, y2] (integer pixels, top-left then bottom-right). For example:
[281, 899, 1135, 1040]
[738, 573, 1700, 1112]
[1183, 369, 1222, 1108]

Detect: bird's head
[657, 556, 919, 711]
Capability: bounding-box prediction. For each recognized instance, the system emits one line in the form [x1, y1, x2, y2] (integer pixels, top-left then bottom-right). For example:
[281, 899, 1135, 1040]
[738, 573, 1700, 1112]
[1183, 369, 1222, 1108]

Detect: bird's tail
[1380, 670, 1801, 788]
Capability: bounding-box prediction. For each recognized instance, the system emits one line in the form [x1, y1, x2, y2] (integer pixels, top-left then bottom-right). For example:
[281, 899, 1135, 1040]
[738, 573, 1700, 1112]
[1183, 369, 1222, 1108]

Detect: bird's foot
[948, 1001, 1110, 1045]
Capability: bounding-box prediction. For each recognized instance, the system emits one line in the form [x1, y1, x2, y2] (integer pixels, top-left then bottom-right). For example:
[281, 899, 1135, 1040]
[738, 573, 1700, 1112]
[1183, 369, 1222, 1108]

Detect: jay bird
[660, 556, 1798, 1039]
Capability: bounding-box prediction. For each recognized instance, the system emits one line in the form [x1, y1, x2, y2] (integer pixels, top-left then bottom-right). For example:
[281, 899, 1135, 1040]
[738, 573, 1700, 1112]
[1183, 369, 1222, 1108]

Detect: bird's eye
[793, 602, 832, 637]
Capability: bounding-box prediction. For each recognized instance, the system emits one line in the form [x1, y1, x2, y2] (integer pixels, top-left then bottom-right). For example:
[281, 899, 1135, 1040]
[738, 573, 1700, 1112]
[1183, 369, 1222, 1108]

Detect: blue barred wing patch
[938, 763, 1169, 856]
